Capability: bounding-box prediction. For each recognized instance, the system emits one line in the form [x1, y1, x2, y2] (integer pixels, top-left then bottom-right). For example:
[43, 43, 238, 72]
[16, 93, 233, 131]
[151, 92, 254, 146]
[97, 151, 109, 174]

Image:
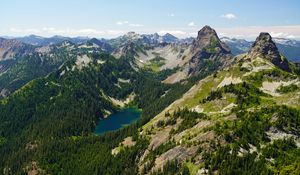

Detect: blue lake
[94, 108, 141, 134]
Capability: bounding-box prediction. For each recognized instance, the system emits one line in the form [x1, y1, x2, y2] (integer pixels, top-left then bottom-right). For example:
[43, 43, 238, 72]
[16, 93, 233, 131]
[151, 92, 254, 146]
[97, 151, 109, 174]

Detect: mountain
[221, 37, 300, 62]
[273, 37, 300, 46]
[220, 37, 252, 55]
[0, 38, 35, 60]
[109, 32, 184, 48]
[14, 35, 89, 46]
[0, 27, 299, 175]
[108, 32, 151, 48]
[187, 25, 232, 75]
[247, 32, 290, 71]
[136, 32, 300, 174]
[161, 33, 179, 43]
[0, 42, 194, 174]
[275, 39, 300, 63]
[0, 41, 100, 98]
[142, 33, 179, 44]
[81, 38, 113, 52]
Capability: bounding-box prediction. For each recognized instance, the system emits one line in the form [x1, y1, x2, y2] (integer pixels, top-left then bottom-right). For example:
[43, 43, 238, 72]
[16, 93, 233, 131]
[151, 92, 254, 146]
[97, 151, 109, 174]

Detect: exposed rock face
[112, 42, 142, 58]
[248, 32, 290, 71]
[191, 26, 230, 54]
[0, 88, 10, 98]
[0, 38, 35, 60]
[187, 26, 232, 75]
[88, 38, 113, 52]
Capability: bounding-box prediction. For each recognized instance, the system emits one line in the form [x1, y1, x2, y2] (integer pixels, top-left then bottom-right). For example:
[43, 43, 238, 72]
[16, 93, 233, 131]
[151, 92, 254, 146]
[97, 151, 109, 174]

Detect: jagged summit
[248, 32, 290, 71]
[187, 26, 232, 75]
[191, 25, 230, 54]
[248, 32, 280, 59]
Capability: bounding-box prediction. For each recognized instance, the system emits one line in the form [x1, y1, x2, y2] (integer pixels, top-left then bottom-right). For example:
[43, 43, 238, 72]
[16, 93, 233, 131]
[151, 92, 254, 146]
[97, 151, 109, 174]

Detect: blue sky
[1, 0, 300, 39]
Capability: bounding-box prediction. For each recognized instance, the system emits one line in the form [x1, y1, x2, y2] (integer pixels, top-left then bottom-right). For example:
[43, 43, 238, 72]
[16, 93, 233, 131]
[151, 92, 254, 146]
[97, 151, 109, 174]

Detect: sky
[1, 0, 300, 40]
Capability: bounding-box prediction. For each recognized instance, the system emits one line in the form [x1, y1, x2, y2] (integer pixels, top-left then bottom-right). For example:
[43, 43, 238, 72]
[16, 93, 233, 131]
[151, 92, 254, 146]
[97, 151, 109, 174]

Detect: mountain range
[2, 32, 300, 62]
[0, 26, 299, 175]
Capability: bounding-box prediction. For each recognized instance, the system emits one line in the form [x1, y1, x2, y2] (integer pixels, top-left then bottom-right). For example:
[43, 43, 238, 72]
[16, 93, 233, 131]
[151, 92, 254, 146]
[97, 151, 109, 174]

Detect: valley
[0, 10, 300, 174]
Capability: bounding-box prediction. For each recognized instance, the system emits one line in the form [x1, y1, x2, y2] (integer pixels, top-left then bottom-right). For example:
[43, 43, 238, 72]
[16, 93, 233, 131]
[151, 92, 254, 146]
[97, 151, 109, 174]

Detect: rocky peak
[187, 26, 232, 75]
[191, 25, 230, 54]
[112, 42, 141, 58]
[0, 38, 35, 60]
[248, 32, 290, 71]
[161, 33, 178, 43]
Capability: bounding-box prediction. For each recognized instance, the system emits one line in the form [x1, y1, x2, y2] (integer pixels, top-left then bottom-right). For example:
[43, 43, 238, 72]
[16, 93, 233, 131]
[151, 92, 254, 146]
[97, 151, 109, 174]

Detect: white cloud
[8, 27, 126, 38]
[77, 29, 105, 35]
[269, 32, 296, 39]
[106, 30, 126, 35]
[116, 21, 129, 25]
[5, 25, 300, 40]
[168, 13, 175, 17]
[188, 22, 196, 27]
[116, 21, 143, 27]
[221, 13, 237, 20]
[129, 23, 143, 27]
[216, 25, 300, 40]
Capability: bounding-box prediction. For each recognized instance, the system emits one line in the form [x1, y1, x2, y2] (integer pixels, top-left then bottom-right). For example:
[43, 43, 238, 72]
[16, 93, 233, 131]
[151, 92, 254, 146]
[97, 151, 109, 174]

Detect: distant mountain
[0, 38, 35, 60]
[14, 35, 89, 46]
[0, 40, 104, 98]
[85, 38, 113, 52]
[143, 33, 193, 44]
[108, 32, 189, 48]
[221, 37, 300, 62]
[161, 33, 179, 43]
[220, 37, 252, 55]
[108, 32, 151, 48]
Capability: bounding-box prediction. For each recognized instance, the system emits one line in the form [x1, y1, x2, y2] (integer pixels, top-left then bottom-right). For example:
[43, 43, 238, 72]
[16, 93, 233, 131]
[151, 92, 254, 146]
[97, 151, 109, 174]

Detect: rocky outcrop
[0, 38, 35, 60]
[248, 32, 290, 71]
[186, 26, 232, 75]
[88, 38, 113, 52]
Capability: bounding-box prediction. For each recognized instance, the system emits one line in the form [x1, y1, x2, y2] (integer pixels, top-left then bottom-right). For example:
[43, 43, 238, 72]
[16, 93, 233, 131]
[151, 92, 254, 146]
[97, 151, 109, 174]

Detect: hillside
[134, 32, 300, 174]
[0, 27, 299, 175]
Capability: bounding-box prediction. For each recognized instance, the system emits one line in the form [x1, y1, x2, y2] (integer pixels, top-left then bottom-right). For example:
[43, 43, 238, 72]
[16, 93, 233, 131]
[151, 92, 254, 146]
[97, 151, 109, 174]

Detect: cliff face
[187, 26, 232, 75]
[0, 38, 34, 60]
[248, 32, 290, 71]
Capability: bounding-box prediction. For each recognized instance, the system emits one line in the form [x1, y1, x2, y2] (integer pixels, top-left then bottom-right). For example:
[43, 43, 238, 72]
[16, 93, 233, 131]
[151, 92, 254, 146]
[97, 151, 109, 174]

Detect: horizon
[1, 0, 300, 40]
[2, 28, 300, 42]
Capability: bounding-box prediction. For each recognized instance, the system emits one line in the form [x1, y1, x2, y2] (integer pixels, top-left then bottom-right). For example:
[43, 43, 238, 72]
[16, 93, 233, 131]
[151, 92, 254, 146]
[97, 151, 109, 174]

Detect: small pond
[94, 108, 141, 134]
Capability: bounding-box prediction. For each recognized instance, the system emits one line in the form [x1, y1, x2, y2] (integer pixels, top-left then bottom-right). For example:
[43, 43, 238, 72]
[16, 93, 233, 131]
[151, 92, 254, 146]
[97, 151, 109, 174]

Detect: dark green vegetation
[246, 68, 297, 87]
[0, 47, 215, 174]
[1, 32, 300, 175]
[145, 56, 166, 72]
[170, 108, 207, 135]
[142, 140, 177, 174]
[276, 84, 299, 93]
[0, 42, 80, 97]
[204, 106, 300, 175]
[201, 82, 269, 109]
[151, 160, 190, 175]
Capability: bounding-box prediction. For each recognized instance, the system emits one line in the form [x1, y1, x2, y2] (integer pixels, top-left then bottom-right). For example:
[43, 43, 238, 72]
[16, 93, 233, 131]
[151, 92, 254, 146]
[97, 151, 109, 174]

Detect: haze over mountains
[0, 25, 300, 175]
[2, 31, 300, 62]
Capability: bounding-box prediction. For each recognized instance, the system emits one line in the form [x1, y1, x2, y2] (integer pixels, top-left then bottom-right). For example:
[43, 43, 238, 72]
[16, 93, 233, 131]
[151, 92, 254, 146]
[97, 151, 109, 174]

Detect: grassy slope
[138, 56, 300, 174]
